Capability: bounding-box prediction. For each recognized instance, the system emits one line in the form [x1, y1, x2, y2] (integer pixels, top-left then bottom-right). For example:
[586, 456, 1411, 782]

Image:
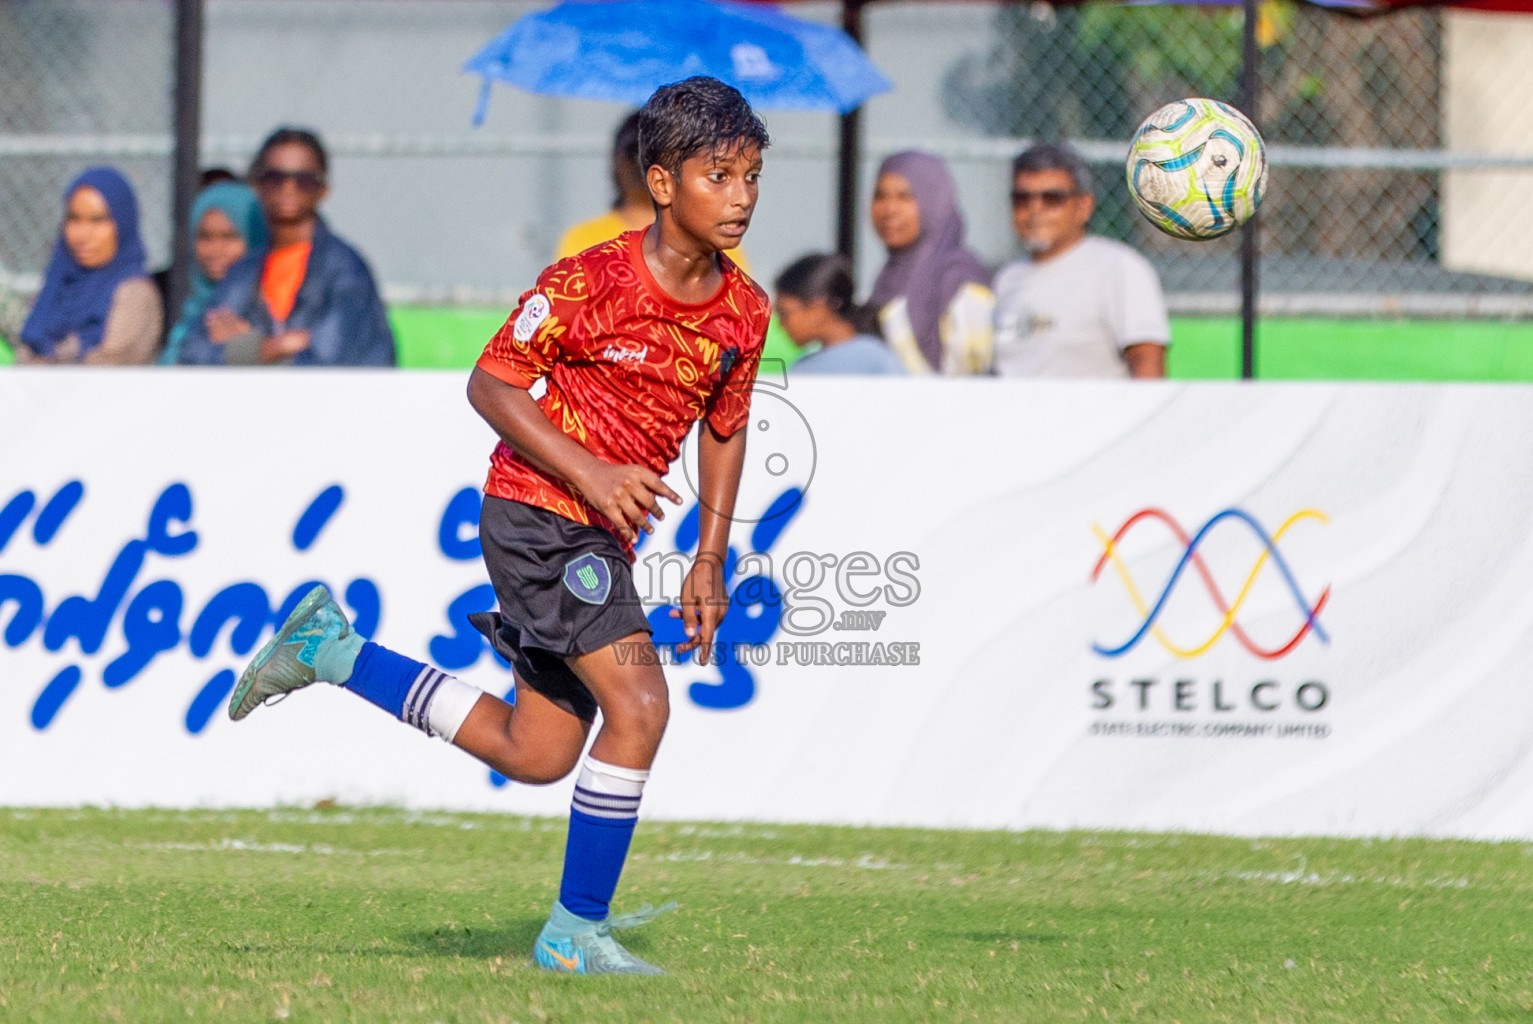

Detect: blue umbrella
[464, 0, 892, 124]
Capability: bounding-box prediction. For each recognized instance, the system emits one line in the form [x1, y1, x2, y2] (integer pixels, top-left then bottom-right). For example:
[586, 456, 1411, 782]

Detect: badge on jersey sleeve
[712, 345, 740, 383]
[513, 294, 552, 343]
[563, 553, 612, 605]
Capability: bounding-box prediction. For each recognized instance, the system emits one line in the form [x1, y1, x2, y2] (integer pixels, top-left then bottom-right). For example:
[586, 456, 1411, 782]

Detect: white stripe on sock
[401, 666, 439, 730]
[423, 673, 484, 744]
[572, 756, 648, 820]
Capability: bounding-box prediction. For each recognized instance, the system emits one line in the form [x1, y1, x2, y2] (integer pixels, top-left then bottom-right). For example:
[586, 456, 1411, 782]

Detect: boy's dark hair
[199, 166, 238, 189]
[637, 77, 770, 182]
[775, 253, 880, 337]
[1012, 143, 1092, 195]
[250, 126, 330, 179]
[611, 110, 643, 206]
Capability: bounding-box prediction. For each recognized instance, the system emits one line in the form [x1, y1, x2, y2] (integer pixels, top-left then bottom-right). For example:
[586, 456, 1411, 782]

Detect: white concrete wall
[1442, 10, 1533, 282]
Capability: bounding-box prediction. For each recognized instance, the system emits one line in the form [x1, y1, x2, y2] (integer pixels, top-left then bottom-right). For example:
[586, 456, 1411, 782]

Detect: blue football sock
[342, 642, 485, 742]
[342, 642, 425, 718]
[558, 757, 648, 921]
[560, 812, 637, 921]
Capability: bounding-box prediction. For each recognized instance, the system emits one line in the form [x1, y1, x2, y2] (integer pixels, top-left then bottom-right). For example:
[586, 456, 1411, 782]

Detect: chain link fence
[0, 0, 174, 335]
[3, 0, 1533, 339]
[935, 1, 1533, 316]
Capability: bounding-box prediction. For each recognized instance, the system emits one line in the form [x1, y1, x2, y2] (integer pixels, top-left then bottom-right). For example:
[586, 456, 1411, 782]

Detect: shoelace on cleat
[581, 902, 676, 973]
[604, 901, 677, 933]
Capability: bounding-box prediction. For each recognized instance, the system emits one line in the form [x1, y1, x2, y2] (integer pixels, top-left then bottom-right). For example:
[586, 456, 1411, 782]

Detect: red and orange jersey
[476, 230, 770, 553]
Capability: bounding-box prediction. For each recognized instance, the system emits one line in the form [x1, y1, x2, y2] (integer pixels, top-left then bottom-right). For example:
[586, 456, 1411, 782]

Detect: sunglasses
[1010, 189, 1077, 209]
[256, 168, 326, 193]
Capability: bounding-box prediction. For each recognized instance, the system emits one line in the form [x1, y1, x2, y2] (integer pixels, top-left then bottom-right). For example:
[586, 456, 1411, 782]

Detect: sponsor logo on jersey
[602, 344, 649, 364]
[513, 294, 552, 343]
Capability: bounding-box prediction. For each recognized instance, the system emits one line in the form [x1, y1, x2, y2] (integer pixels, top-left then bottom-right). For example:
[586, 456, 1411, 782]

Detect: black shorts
[467, 496, 651, 722]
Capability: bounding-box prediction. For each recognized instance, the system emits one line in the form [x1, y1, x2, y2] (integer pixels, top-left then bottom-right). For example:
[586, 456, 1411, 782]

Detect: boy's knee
[632, 688, 671, 738]
[609, 684, 670, 740]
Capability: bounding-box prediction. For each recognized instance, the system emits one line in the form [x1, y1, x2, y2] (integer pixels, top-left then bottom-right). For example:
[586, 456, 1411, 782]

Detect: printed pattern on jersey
[476, 231, 770, 553]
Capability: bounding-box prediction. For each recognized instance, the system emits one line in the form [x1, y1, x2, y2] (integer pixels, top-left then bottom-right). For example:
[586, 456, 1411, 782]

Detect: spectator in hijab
[15, 166, 162, 364]
[775, 253, 904, 376]
[179, 127, 395, 366]
[556, 110, 750, 272]
[992, 144, 1170, 378]
[868, 151, 993, 376]
[152, 165, 242, 324]
[159, 181, 268, 365]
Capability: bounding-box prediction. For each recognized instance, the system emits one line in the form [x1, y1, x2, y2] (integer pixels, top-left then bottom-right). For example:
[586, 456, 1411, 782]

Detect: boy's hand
[205, 308, 253, 344]
[576, 461, 682, 543]
[673, 555, 728, 659]
[261, 330, 310, 363]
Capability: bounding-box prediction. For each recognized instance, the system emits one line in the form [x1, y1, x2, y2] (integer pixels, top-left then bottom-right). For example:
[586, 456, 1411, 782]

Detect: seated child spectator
[775, 254, 904, 376]
[159, 181, 267, 365]
[152, 165, 241, 324]
[178, 127, 395, 366]
[15, 166, 162, 364]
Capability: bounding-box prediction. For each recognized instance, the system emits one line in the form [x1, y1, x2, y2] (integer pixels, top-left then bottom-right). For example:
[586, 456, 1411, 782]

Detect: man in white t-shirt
[991, 144, 1171, 379]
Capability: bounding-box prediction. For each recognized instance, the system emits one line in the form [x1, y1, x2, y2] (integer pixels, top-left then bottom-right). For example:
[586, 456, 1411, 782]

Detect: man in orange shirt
[227, 79, 771, 975]
[179, 127, 395, 366]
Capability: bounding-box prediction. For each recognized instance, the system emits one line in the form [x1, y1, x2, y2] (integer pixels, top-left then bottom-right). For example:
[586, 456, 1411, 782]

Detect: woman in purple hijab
[15, 166, 162, 364]
[868, 151, 994, 375]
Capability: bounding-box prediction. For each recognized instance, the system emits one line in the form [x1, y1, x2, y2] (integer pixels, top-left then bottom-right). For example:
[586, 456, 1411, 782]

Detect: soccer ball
[1125, 98, 1268, 241]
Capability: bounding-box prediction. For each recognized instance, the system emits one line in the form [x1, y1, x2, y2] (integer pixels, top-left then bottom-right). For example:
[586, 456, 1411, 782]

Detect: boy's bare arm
[675, 422, 747, 655]
[467, 366, 680, 542]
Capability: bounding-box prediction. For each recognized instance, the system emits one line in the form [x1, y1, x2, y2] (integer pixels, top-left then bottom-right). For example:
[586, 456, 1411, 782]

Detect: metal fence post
[836, 0, 867, 263]
[170, 0, 204, 325]
[1240, 0, 1259, 380]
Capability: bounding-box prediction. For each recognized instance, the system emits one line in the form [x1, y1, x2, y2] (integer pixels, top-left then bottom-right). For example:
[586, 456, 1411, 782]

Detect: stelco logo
[1087, 507, 1332, 733]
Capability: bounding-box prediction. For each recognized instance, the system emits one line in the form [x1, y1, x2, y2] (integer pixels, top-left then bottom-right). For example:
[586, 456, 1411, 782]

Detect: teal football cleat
[533, 900, 675, 976]
[227, 584, 364, 721]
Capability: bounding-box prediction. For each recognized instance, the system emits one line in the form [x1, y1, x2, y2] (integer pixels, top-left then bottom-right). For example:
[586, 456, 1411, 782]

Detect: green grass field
[1, 808, 1529, 1022]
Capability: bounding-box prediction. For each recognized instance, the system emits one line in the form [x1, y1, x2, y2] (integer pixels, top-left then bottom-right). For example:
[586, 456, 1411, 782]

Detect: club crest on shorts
[513, 293, 552, 343]
[563, 552, 612, 605]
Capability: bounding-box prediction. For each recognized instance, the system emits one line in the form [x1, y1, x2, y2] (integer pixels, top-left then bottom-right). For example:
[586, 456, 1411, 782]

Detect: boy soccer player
[226, 77, 771, 976]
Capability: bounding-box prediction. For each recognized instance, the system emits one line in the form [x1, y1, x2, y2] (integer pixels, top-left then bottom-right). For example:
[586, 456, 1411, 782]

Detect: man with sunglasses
[991, 144, 1169, 379]
[179, 126, 395, 366]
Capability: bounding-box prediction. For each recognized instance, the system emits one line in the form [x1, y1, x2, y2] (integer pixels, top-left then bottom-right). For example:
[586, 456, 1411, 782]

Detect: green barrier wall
[10, 311, 1533, 380]
[0, 310, 799, 369]
[388, 307, 505, 370]
[391, 307, 1533, 381]
[389, 306, 804, 373]
[1168, 317, 1533, 381]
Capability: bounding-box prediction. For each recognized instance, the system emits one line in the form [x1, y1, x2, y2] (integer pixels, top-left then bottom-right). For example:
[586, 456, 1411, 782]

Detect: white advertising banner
[4, 370, 1533, 840]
